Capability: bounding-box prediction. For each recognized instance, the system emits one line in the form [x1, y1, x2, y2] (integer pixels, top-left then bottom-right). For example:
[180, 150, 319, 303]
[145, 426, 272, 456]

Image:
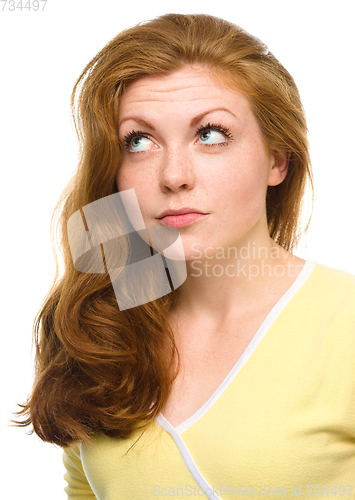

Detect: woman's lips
[158, 212, 208, 227]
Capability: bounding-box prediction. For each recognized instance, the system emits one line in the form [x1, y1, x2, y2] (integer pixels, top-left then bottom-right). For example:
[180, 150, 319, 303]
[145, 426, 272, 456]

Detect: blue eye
[196, 122, 233, 147]
[198, 129, 226, 144]
[122, 131, 153, 154]
[130, 136, 152, 152]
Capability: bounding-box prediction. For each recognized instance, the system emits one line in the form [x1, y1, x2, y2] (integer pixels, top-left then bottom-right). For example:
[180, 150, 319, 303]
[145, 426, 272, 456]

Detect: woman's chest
[160, 312, 267, 428]
[160, 354, 243, 428]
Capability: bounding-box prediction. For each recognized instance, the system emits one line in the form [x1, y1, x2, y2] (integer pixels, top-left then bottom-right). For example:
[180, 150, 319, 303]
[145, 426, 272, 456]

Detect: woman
[15, 13, 355, 500]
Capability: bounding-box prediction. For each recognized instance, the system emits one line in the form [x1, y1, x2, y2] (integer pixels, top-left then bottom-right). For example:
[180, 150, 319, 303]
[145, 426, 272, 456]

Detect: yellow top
[62, 261, 355, 499]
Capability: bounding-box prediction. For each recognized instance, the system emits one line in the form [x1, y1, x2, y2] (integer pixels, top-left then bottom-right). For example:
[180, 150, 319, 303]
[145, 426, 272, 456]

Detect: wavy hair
[14, 13, 313, 449]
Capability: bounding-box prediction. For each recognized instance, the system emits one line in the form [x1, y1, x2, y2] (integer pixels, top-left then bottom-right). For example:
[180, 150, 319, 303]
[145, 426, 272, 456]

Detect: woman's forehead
[119, 67, 247, 115]
[122, 64, 240, 95]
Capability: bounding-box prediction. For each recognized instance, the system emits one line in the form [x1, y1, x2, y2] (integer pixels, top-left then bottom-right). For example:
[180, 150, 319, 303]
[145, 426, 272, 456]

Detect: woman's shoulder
[311, 260, 355, 290]
[306, 260, 355, 314]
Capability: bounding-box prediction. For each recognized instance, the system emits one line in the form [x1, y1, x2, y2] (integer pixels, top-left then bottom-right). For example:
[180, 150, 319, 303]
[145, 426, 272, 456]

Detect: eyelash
[122, 122, 233, 154]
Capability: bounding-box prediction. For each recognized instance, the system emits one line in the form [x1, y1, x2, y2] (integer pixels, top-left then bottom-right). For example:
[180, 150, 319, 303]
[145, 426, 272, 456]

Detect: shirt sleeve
[63, 444, 97, 499]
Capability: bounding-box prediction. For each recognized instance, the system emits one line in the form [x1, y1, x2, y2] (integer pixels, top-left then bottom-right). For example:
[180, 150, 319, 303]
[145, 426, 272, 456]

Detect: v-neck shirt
[63, 260, 355, 500]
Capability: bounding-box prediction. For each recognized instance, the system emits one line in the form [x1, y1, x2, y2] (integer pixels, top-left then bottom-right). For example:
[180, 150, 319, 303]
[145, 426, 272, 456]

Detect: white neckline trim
[156, 259, 317, 436]
[154, 260, 317, 500]
[155, 412, 224, 500]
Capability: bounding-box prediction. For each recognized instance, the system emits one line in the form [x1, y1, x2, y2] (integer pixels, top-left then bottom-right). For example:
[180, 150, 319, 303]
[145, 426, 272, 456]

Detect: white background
[1, 0, 354, 498]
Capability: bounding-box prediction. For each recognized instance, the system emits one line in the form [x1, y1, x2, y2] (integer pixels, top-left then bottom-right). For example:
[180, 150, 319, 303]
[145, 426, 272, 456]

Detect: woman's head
[116, 64, 290, 264]
[72, 12, 313, 252]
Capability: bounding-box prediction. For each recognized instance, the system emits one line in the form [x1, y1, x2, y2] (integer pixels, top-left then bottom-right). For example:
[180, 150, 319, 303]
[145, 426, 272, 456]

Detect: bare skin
[116, 64, 306, 426]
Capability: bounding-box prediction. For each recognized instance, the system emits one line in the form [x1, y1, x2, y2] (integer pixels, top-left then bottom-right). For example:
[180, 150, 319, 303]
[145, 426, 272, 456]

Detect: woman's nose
[159, 148, 195, 193]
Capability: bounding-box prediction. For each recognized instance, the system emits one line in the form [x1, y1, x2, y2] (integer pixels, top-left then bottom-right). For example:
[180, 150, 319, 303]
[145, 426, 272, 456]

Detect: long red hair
[14, 13, 313, 448]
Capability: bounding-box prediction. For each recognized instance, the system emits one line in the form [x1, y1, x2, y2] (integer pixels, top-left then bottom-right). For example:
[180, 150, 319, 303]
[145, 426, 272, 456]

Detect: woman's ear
[268, 151, 290, 186]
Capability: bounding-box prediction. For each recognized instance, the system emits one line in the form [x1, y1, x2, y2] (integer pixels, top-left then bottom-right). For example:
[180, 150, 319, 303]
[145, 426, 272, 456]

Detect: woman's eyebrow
[118, 107, 237, 131]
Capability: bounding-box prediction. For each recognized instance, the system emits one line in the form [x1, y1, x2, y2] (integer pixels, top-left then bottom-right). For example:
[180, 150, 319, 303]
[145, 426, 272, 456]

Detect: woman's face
[116, 65, 288, 262]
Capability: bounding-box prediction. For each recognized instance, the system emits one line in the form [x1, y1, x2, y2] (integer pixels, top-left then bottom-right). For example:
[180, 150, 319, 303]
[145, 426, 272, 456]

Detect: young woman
[16, 13, 355, 500]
